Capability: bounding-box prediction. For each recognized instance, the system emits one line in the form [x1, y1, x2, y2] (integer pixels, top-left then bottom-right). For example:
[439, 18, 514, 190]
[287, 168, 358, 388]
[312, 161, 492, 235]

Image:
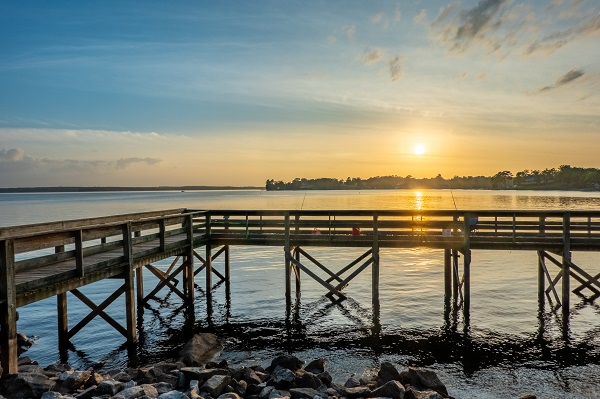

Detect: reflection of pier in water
[1, 209, 600, 375]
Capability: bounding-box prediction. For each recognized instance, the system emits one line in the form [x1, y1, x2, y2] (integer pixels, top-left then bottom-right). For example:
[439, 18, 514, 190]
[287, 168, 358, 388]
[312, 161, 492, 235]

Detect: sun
[413, 144, 426, 155]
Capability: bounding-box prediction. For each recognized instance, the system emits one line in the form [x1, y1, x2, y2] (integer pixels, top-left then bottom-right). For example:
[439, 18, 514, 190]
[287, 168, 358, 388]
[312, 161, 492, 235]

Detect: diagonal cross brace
[69, 286, 127, 338]
[287, 253, 346, 299]
[143, 260, 188, 303]
[145, 263, 187, 302]
[193, 248, 226, 281]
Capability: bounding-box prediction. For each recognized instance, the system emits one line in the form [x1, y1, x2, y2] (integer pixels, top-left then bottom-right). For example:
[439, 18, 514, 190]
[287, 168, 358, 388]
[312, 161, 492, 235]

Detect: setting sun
[413, 144, 426, 155]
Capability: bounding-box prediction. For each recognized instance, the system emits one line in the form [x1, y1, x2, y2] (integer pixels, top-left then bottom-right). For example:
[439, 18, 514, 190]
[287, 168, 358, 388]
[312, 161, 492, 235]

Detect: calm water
[2, 190, 600, 399]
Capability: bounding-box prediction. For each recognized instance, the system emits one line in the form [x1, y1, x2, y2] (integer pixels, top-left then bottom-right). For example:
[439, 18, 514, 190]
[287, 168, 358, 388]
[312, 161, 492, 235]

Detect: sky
[1, 0, 599, 187]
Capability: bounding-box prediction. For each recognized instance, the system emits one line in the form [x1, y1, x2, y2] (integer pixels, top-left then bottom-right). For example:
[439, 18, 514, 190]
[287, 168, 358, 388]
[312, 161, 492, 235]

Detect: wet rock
[60, 369, 91, 392]
[74, 385, 98, 399]
[371, 380, 406, 399]
[202, 374, 232, 397]
[179, 333, 224, 367]
[232, 366, 263, 385]
[218, 393, 242, 399]
[229, 378, 248, 397]
[41, 392, 65, 399]
[271, 366, 295, 389]
[344, 376, 361, 388]
[378, 361, 402, 384]
[158, 391, 191, 399]
[96, 379, 123, 395]
[303, 358, 325, 375]
[180, 367, 230, 383]
[17, 355, 37, 365]
[341, 385, 371, 398]
[0, 372, 57, 399]
[266, 355, 304, 373]
[399, 368, 447, 396]
[117, 383, 159, 398]
[18, 364, 44, 374]
[289, 387, 321, 399]
[84, 370, 104, 388]
[268, 389, 288, 399]
[259, 386, 275, 399]
[405, 388, 443, 399]
[316, 371, 332, 385]
[294, 370, 323, 390]
[153, 381, 175, 395]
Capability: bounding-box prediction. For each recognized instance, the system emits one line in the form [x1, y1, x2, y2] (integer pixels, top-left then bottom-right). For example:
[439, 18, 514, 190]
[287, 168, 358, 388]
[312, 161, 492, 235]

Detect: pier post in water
[185, 214, 195, 323]
[0, 239, 17, 375]
[372, 215, 380, 312]
[562, 213, 571, 329]
[463, 214, 471, 322]
[122, 222, 136, 345]
[284, 213, 291, 311]
[205, 214, 212, 306]
[444, 248, 452, 311]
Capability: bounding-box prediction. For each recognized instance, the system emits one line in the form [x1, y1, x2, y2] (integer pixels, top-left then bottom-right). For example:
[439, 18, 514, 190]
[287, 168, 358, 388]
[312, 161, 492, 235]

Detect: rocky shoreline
[0, 333, 537, 399]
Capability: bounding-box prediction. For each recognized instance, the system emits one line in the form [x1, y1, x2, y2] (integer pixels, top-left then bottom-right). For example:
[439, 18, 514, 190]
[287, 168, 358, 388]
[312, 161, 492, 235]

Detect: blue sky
[1, 0, 599, 186]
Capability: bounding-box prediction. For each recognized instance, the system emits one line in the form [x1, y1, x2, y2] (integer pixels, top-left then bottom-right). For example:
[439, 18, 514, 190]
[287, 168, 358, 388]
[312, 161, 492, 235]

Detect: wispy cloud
[389, 56, 402, 82]
[525, 12, 600, 55]
[371, 13, 384, 24]
[362, 48, 384, 65]
[343, 25, 356, 40]
[527, 68, 584, 95]
[0, 148, 25, 162]
[116, 157, 162, 169]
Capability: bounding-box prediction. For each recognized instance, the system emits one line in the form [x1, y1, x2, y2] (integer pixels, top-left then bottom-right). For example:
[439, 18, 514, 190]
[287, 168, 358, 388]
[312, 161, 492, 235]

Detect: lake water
[1, 189, 600, 399]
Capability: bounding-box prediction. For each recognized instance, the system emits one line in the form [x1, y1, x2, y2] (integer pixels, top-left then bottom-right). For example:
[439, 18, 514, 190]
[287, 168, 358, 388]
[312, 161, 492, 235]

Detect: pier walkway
[1, 208, 600, 374]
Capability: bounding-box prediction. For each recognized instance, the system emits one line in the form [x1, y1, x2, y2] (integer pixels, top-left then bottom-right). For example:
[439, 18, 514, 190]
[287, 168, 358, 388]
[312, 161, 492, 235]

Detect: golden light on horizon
[413, 144, 426, 155]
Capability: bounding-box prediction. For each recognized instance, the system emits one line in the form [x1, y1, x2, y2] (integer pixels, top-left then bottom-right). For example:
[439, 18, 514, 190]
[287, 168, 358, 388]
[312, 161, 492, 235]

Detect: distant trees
[266, 165, 600, 191]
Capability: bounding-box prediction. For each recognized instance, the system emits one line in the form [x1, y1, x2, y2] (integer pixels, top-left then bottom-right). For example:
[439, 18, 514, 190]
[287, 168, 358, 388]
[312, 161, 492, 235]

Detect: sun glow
[413, 144, 426, 155]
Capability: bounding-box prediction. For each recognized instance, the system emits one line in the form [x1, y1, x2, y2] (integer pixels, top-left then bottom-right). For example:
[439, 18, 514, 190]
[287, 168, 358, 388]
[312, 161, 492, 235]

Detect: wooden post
[372, 215, 380, 311]
[284, 213, 291, 309]
[0, 239, 17, 375]
[55, 245, 69, 359]
[562, 213, 571, 329]
[122, 223, 136, 345]
[186, 215, 195, 310]
[75, 229, 84, 277]
[444, 248, 451, 309]
[205, 214, 212, 307]
[452, 249, 459, 303]
[538, 217, 546, 307]
[159, 219, 166, 252]
[463, 213, 471, 322]
[225, 245, 230, 284]
[294, 247, 301, 295]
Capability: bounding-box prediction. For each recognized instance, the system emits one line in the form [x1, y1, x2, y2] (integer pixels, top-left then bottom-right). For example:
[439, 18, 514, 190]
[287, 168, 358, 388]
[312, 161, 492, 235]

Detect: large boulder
[405, 388, 444, 399]
[0, 372, 57, 399]
[303, 358, 325, 375]
[371, 380, 406, 399]
[178, 333, 223, 367]
[399, 368, 448, 397]
[378, 361, 402, 384]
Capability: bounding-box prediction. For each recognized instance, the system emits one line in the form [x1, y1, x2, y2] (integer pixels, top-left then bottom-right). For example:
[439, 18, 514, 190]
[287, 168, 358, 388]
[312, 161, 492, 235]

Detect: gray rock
[303, 359, 325, 375]
[41, 393, 65, 399]
[378, 361, 402, 385]
[294, 370, 323, 390]
[97, 379, 123, 395]
[371, 380, 406, 399]
[344, 376, 361, 388]
[518, 394, 536, 399]
[179, 333, 224, 367]
[17, 355, 36, 365]
[316, 372, 332, 385]
[405, 388, 443, 399]
[341, 385, 371, 399]
[229, 378, 248, 397]
[268, 389, 288, 399]
[202, 374, 231, 397]
[158, 391, 191, 399]
[232, 366, 263, 385]
[289, 387, 321, 399]
[61, 370, 91, 392]
[18, 364, 44, 374]
[399, 368, 447, 396]
[218, 394, 242, 399]
[118, 383, 159, 399]
[153, 382, 174, 394]
[259, 386, 275, 399]
[267, 355, 304, 372]
[0, 372, 57, 399]
[272, 366, 295, 389]
[180, 367, 230, 383]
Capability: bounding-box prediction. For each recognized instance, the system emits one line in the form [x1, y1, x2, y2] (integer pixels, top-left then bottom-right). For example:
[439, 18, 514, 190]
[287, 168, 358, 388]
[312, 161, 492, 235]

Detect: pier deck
[1, 208, 600, 374]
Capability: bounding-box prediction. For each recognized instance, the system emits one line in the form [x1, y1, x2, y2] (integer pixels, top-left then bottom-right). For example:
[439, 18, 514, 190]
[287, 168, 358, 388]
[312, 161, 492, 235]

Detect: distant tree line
[266, 165, 600, 191]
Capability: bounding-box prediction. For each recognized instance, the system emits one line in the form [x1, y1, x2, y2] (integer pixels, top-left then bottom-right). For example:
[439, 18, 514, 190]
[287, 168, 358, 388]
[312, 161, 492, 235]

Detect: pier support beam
[463, 214, 472, 323]
[0, 239, 17, 375]
[562, 213, 571, 331]
[444, 249, 452, 313]
[372, 216, 380, 313]
[284, 213, 292, 313]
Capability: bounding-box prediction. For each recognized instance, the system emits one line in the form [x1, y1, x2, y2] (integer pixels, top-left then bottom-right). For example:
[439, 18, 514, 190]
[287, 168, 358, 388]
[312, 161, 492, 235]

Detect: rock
[271, 366, 295, 389]
[232, 366, 263, 385]
[60, 369, 91, 392]
[113, 371, 133, 382]
[0, 373, 57, 399]
[96, 379, 123, 395]
[229, 378, 248, 397]
[84, 371, 104, 388]
[153, 381, 175, 395]
[378, 361, 402, 384]
[404, 388, 443, 399]
[45, 363, 74, 374]
[179, 333, 223, 367]
[202, 374, 232, 397]
[158, 391, 191, 399]
[180, 367, 230, 383]
[371, 380, 406, 399]
[17, 355, 36, 365]
[294, 370, 323, 389]
[289, 387, 321, 399]
[316, 371, 332, 385]
[74, 385, 98, 399]
[266, 355, 304, 372]
[303, 358, 325, 375]
[259, 386, 275, 399]
[399, 368, 447, 396]
[18, 364, 44, 374]
[118, 383, 159, 398]
[518, 394, 536, 399]
[41, 392, 65, 399]
[344, 376, 361, 388]
[268, 389, 288, 399]
[341, 385, 371, 398]
[218, 394, 242, 399]
[207, 360, 229, 369]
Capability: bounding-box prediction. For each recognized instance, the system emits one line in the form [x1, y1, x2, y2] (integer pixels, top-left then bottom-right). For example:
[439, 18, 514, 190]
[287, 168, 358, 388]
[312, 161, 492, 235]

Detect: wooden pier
[1, 208, 600, 375]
